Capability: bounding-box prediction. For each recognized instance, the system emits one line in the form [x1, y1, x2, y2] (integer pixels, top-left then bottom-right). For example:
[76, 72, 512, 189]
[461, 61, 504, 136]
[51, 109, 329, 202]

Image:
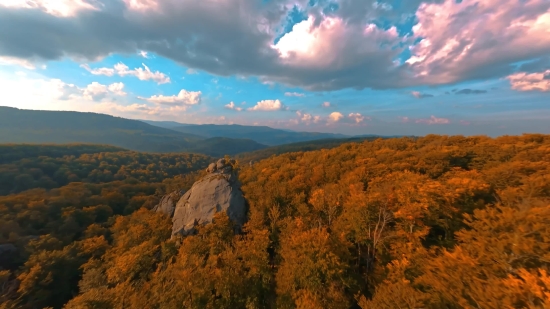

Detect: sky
[0, 0, 549, 136]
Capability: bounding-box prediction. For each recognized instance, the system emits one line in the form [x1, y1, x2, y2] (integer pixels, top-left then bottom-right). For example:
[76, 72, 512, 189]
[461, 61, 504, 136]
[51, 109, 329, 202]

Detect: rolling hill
[0, 107, 266, 155]
[167, 124, 349, 146]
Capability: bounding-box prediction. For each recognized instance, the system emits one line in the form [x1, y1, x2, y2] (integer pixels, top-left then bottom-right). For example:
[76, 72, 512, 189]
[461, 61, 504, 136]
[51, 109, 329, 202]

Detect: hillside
[189, 137, 267, 157]
[169, 123, 349, 146]
[0, 107, 266, 155]
[1, 134, 548, 309]
[0, 144, 212, 195]
[236, 136, 383, 162]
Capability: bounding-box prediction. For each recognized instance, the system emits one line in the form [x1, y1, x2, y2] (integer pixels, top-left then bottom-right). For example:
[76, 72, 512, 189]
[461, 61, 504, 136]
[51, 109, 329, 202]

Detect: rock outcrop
[152, 190, 184, 218]
[153, 158, 247, 237]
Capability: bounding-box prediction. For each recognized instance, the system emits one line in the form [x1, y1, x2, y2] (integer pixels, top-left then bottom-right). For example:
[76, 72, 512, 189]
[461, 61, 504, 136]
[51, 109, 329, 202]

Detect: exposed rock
[153, 190, 184, 217]
[216, 158, 226, 169]
[172, 158, 246, 237]
[207, 163, 217, 173]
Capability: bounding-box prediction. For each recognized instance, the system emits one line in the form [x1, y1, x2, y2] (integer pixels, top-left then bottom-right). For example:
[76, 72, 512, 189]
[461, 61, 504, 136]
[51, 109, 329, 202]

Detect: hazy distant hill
[188, 137, 267, 157]
[169, 124, 349, 146]
[140, 120, 191, 129]
[0, 107, 265, 155]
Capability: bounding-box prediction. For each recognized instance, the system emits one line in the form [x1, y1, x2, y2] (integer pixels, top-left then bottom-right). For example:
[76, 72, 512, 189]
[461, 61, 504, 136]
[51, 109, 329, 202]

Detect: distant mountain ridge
[167, 124, 349, 146]
[0, 106, 371, 156]
[0, 107, 265, 156]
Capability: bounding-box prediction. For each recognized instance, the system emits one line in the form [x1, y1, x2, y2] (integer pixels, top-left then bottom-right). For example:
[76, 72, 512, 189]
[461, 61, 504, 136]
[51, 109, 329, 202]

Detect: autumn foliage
[1, 134, 549, 308]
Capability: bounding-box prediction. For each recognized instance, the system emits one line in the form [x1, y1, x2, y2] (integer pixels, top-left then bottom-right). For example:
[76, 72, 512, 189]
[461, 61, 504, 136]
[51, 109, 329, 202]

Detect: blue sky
[0, 0, 549, 136]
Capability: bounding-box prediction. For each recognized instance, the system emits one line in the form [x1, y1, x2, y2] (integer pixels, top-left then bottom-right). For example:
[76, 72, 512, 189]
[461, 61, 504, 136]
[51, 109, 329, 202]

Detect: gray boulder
[172, 158, 246, 237]
[216, 158, 226, 170]
[153, 190, 184, 217]
[207, 163, 217, 173]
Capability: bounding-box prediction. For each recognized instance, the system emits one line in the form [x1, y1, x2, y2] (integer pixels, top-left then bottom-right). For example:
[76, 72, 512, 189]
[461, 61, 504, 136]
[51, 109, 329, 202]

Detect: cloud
[507, 70, 550, 92]
[399, 116, 410, 123]
[271, 15, 405, 90]
[248, 99, 288, 111]
[296, 111, 321, 125]
[454, 89, 488, 95]
[411, 91, 434, 99]
[322, 102, 331, 108]
[407, 0, 550, 85]
[186, 68, 198, 75]
[139, 50, 150, 58]
[415, 115, 450, 125]
[139, 89, 202, 105]
[0, 56, 38, 69]
[517, 56, 550, 73]
[80, 64, 115, 77]
[0, 72, 195, 120]
[107, 82, 127, 96]
[82, 82, 110, 101]
[348, 113, 367, 124]
[328, 112, 344, 122]
[42, 80, 127, 102]
[0, 0, 407, 91]
[284, 92, 305, 97]
[2, 0, 548, 91]
[460, 120, 471, 126]
[81, 62, 170, 84]
[224, 101, 242, 111]
[0, 0, 100, 17]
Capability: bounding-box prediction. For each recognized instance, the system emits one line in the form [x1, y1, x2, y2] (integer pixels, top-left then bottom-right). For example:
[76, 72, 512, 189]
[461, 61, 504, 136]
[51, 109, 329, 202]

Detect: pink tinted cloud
[460, 120, 471, 126]
[123, 0, 159, 12]
[407, 0, 550, 84]
[274, 16, 400, 69]
[416, 115, 450, 125]
[0, 0, 100, 17]
[507, 70, 550, 92]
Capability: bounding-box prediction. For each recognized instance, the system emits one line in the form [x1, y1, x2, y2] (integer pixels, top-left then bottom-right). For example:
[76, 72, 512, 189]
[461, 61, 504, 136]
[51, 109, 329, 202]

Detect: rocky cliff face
[153, 158, 247, 237]
[152, 190, 183, 218]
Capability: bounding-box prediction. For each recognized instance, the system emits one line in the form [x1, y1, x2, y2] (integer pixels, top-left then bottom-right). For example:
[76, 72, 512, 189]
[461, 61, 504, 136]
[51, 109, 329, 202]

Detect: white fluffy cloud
[107, 82, 127, 96]
[296, 111, 321, 125]
[0, 71, 195, 120]
[81, 62, 170, 84]
[248, 99, 288, 111]
[507, 70, 550, 92]
[322, 102, 331, 108]
[225, 101, 242, 111]
[139, 89, 202, 105]
[48, 80, 126, 102]
[348, 113, 366, 124]
[328, 112, 344, 122]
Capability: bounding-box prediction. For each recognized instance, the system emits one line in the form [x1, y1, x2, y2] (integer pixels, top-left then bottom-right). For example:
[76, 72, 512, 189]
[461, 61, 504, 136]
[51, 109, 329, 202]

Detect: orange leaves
[277, 226, 351, 308]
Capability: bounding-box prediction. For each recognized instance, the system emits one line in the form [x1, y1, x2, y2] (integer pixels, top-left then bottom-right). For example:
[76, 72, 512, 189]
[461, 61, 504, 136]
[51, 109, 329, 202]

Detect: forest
[0, 134, 549, 309]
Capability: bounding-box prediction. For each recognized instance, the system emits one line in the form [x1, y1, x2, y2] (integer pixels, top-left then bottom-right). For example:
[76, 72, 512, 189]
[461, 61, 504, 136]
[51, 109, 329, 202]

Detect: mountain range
[0, 107, 361, 156]
[142, 120, 348, 146]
